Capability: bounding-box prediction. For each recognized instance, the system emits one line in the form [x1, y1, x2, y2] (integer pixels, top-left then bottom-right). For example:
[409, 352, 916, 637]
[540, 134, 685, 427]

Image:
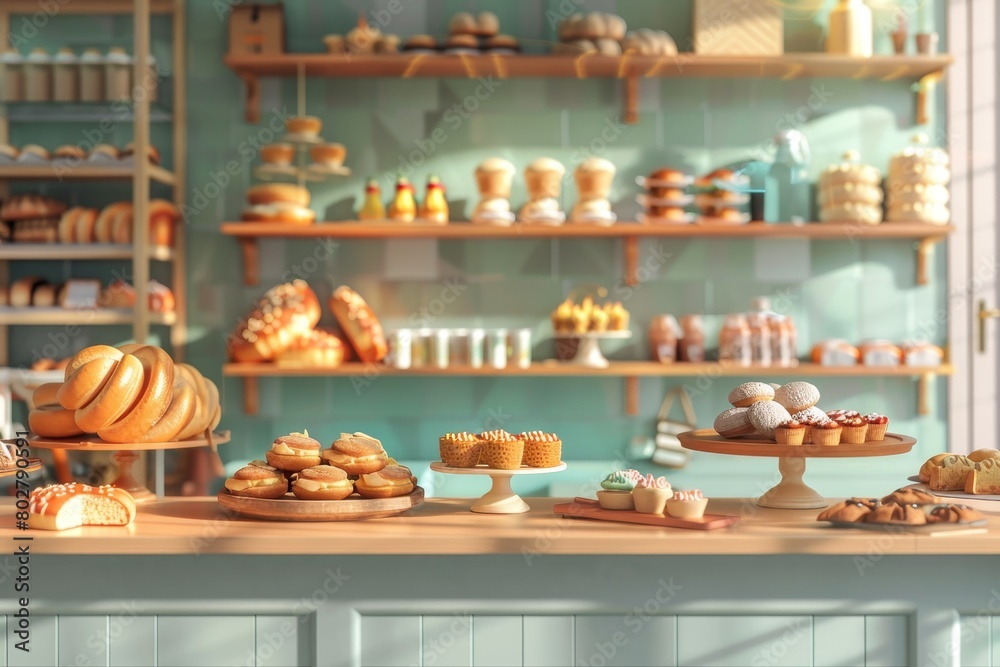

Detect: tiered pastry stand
[678, 428, 916, 509]
[561, 331, 632, 368]
[429, 461, 567, 514]
[27, 431, 230, 503]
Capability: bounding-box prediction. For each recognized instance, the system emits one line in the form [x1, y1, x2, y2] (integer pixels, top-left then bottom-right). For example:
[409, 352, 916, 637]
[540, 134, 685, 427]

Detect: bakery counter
[3, 499, 999, 666]
[3, 497, 1000, 555]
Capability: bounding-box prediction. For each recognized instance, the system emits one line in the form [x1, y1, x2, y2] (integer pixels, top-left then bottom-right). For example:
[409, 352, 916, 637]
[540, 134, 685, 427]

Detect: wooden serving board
[0, 458, 43, 477]
[553, 497, 741, 531]
[217, 486, 424, 522]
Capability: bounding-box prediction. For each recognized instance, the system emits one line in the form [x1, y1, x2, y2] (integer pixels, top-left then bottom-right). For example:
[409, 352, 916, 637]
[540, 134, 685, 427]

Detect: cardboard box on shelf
[228, 3, 286, 55]
[693, 0, 784, 55]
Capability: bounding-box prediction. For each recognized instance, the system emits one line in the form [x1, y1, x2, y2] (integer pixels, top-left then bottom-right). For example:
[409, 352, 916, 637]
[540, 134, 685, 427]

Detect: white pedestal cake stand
[678, 429, 916, 509]
[429, 462, 567, 514]
[562, 331, 632, 369]
[28, 431, 230, 503]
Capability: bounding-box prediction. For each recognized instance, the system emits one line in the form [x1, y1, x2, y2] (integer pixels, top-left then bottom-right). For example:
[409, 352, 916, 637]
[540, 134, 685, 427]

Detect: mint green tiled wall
[9, 1, 950, 495]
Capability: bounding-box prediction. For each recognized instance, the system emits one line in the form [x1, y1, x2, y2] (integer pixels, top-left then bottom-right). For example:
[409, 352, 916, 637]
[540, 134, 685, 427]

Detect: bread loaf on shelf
[228, 280, 321, 363]
[329, 285, 388, 363]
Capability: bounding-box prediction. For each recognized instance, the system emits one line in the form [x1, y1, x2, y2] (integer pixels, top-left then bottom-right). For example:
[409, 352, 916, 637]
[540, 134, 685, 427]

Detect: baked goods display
[241, 184, 315, 225]
[323, 16, 401, 55]
[636, 167, 694, 224]
[553, 13, 629, 55]
[622, 29, 679, 56]
[712, 380, 893, 445]
[0, 197, 177, 247]
[551, 296, 629, 334]
[28, 483, 137, 531]
[224, 430, 417, 502]
[811, 338, 944, 367]
[818, 488, 985, 527]
[818, 151, 883, 225]
[98, 279, 176, 313]
[0, 141, 160, 166]
[472, 158, 516, 225]
[885, 134, 950, 225]
[693, 169, 750, 224]
[274, 328, 352, 368]
[437, 429, 563, 469]
[519, 158, 566, 225]
[592, 468, 707, 519]
[569, 158, 616, 225]
[28, 343, 221, 444]
[918, 448, 1000, 495]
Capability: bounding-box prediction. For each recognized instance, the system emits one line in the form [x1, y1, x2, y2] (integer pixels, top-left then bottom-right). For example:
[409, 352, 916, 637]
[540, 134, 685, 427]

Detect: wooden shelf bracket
[624, 236, 639, 286]
[625, 376, 639, 416]
[238, 237, 260, 286]
[243, 377, 260, 416]
[624, 76, 639, 124]
[917, 372, 933, 416]
[916, 236, 944, 285]
[240, 72, 261, 123]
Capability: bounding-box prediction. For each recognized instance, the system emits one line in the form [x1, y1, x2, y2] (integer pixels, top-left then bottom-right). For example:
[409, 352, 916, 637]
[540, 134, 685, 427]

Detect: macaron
[727, 382, 775, 408]
[354, 464, 416, 499]
[321, 432, 389, 475]
[224, 464, 287, 499]
[291, 465, 355, 500]
[774, 382, 821, 412]
[265, 432, 323, 472]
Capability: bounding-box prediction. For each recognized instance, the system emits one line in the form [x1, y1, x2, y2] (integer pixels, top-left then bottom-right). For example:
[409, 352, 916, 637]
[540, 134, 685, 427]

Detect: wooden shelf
[224, 361, 950, 416]
[0, 307, 176, 326]
[0, 164, 175, 185]
[0, 243, 173, 261]
[1, 102, 173, 123]
[225, 53, 953, 122]
[4, 0, 176, 13]
[222, 221, 953, 286]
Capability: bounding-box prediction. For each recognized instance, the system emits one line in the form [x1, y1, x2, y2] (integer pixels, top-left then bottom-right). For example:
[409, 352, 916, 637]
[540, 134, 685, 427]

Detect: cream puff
[321, 432, 388, 475]
[291, 465, 355, 500]
[354, 464, 415, 499]
[265, 431, 323, 472]
[224, 463, 287, 499]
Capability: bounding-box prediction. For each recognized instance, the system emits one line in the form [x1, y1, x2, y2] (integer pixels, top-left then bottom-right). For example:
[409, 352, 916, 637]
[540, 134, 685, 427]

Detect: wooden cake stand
[27, 431, 231, 503]
[217, 487, 424, 522]
[429, 462, 568, 514]
[0, 458, 42, 477]
[678, 429, 916, 510]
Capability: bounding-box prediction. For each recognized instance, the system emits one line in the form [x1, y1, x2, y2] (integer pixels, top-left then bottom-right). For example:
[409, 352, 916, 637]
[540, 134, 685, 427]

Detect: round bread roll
[714, 407, 755, 438]
[774, 382, 821, 412]
[606, 14, 627, 41]
[355, 464, 415, 499]
[29, 405, 85, 438]
[246, 184, 310, 207]
[477, 11, 499, 37]
[747, 400, 792, 439]
[968, 448, 1000, 463]
[32, 283, 58, 307]
[95, 203, 132, 244]
[448, 12, 477, 35]
[728, 381, 775, 408]
[32, 382, 63, 408]
[228, 280, 322, 363]
[241, 203, 316, 225]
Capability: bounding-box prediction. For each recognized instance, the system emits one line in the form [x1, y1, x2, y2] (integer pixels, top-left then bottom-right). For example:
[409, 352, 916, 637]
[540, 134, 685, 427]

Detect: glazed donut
[64, 345, 124, 379]
[32, 382, 62, 408]
[97, 346, 174, 443]
[747, 401, 792, 440]
[774, 382, 821, 412]
[714, 407, 756, 438]
[29, 405, 85, 438]
[73, 353, 145, 433]
[228, 280, 321, 363]
[58, 357, 119, 409]
[727, 382, 774, 408]
[141, 377, 197, 443]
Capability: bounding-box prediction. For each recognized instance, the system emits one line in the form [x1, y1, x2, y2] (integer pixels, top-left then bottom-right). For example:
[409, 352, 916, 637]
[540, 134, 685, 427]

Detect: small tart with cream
[291, 465, 355, 500]
[633, 474, 673, 515]
[355, 464, 415, 499]
[322, 432, 389, 475]
[596, 469, 642, 510]
[519, 431, 562, 468]
[224, 464, 288, 499]
[265, 431, 323, 472]
[478, 429, 524, 469]
[665, 489, 708, 519]
[774, 419, 806, 446]
[439, 431, 482, 468]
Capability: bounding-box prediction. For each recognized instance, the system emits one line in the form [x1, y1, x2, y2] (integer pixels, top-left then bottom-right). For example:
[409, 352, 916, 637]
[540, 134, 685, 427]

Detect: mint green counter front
[1, 498, 998, 667]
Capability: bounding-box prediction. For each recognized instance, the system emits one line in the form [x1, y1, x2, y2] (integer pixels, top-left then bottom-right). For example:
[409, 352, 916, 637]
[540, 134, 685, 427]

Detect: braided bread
[28, 344, 221, 444]
[228, 280, 321, 363]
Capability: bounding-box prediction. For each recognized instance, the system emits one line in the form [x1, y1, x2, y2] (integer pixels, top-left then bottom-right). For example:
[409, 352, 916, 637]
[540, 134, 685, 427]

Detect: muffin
[774, 420, 805, 446]
[813, 420, 842, 446]
[439, 431, 482, 468]
[800, 416, 829, 444]
[479, 430, 524, 469]
[864, 413, 889, 441]
[291, 465, 355, 500]
[596, 470, 640, 510]
[840, 416, 869, 444]
[520, 431, 562, 468]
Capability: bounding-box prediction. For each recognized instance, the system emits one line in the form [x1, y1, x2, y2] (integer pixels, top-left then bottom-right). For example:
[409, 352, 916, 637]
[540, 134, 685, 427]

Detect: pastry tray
[553, 497, 741, 531]
[822, 503, 987, 533]
[216, 486, 424, 521]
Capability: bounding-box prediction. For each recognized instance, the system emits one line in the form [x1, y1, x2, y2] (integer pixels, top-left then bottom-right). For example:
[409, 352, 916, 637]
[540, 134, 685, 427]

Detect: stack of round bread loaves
[885, 134, 950, 225]
[29, 344, 221, 444]
[818, 151, 883, 225]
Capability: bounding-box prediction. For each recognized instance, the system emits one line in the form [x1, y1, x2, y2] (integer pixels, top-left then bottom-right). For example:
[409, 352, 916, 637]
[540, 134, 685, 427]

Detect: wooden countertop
[2, 498, 997, 556]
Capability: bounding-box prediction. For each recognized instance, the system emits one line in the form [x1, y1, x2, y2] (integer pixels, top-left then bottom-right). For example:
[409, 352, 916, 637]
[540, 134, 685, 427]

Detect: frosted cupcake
[519, 431, 562, 468]
[864, 413, 889, 441]
[479, 429, 524, 469]
[439, 432, 482, 468]
[633, 474, 673, 514]
[774, 419, 805, 446]
[839, 416, 869, 444]
[597, 469, 641, 510]
[813, 420, 843, 446]
[665, 489, 708, 519]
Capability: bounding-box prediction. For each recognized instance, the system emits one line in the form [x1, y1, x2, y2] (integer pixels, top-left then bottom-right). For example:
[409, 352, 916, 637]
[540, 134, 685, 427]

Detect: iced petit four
[665, 489, 708, 519]
[633, 474, 673, 514]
